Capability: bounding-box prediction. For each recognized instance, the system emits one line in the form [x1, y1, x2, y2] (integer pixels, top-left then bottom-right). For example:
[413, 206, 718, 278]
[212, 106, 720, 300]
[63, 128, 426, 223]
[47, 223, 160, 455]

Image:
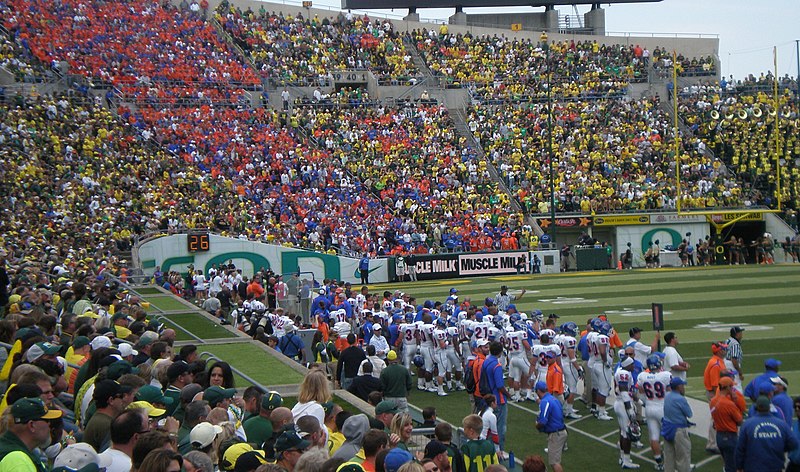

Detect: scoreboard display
[188, 232, 210, 253]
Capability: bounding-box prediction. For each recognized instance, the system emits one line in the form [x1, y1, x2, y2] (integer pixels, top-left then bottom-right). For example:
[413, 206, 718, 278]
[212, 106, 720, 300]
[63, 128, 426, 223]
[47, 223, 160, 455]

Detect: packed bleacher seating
[678, 76, 800, 208]
[2, 0, 260, 98]
[411, 29, 645, 100]
[651, 47, 717, 77]
[293, 90, 524, 252]
[217, 2, 419, 86]
[469, 97, 744, 213]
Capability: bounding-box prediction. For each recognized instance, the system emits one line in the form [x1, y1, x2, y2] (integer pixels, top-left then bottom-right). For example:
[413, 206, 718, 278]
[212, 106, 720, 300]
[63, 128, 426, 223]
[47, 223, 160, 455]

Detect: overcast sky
[305, 0, 799, 80]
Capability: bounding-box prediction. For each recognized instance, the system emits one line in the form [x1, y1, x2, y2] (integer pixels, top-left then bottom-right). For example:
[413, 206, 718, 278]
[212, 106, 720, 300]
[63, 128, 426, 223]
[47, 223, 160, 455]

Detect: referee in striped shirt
[725, 326, 744, 384]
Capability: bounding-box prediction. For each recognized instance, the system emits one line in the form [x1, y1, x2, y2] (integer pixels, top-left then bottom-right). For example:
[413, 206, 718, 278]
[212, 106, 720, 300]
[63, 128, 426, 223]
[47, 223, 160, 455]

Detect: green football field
[372, 264, 800, 470]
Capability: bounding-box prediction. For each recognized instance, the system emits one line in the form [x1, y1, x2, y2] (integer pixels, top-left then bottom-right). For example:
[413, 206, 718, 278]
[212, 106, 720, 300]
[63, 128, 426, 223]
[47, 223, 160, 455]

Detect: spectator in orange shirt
[703, 341, 728, 453]
[709, 376, 745, 472]
[247, 277, 265, 299]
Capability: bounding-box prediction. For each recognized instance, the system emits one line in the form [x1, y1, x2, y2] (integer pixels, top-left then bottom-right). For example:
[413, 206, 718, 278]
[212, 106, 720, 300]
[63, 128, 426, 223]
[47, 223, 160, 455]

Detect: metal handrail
[198, 351, 269, 391]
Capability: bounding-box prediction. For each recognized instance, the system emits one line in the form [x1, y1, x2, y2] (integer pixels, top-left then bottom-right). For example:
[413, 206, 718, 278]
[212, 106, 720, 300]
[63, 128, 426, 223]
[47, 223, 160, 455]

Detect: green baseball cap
[136, 385, 174, 406]
[204, 386, 236, 407]
[72, 336, 91, 349]
[11, 397, 62, 423]
[261, 391, 283, 411]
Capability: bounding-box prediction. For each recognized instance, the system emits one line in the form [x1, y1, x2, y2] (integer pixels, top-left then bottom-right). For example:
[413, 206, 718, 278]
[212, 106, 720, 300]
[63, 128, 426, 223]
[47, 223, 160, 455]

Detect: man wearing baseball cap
[709, 377, 746, 472]
[204, 385, 237, 409]
[380, 350, 412, 413]
[745, 358, 782, 402]
[703, 341, 728, 453]
[662, 377, 693, 472]
[84, 379, 132, 452]
[0, 397, 62, 470]
[244, 391, 283, 447]
[534, 381, 566, 472]
[274, 429, 311, 472]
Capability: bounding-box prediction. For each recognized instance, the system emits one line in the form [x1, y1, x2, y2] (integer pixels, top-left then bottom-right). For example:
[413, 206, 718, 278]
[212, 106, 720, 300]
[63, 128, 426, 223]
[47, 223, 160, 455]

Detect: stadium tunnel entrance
[712, 220, 767, 264]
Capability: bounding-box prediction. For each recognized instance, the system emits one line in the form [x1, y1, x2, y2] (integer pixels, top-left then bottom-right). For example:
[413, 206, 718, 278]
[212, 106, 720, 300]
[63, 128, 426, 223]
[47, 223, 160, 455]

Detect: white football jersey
[506, 330, 527, 356]
[558, 334, 577, 358]
[433, 328, 449, 350]
[399, 323, 417, 346]
[614, 368, 635, 401]
[638, 371, 672, 404]
[590, 333, 610, 363]
[330, 308, 348, 324]
[419, 323, 435, 347]
[532, 343, 559, 371]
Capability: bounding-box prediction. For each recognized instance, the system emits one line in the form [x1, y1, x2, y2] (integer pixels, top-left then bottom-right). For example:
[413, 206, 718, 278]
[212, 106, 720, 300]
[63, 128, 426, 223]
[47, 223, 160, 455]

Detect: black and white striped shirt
[726, 337, 743, 365]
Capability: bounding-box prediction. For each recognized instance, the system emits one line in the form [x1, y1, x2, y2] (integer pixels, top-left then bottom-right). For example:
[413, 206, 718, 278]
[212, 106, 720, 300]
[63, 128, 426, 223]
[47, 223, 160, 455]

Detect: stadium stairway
[448, 105, 544, 235]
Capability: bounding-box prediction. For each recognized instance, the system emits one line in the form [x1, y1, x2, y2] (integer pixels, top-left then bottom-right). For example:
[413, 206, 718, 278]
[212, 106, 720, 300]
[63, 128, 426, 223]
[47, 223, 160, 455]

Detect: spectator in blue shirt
[770, 376, 793, 426]
[483, 342, 509, 455]
[535, 381, 567, 472]
[278, 323, 305, 363]
[663, 377, 693, 472]
[736, 395, 798, 472]
[788, 396, 800, 471]
[747, 384, 788, 424]
[745, 358, 781, 402]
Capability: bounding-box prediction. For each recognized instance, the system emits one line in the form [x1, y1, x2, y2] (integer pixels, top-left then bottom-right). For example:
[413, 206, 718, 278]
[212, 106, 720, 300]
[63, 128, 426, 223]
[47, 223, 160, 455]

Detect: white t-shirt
[626, 337, 652, 365]
[663, 346, 686, 380]
[480, 407, 499, 450]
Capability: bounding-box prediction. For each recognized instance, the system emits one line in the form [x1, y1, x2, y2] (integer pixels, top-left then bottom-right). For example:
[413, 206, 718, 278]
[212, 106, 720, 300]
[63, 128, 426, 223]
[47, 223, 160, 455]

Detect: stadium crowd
[468, 97, 743, 214]
[411, 30, 644, 100]
[217, 3, 418, 86]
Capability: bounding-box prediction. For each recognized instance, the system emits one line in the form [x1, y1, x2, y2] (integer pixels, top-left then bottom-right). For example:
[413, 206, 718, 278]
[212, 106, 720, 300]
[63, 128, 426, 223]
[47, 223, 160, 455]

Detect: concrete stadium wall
[138, 234, 390, 283]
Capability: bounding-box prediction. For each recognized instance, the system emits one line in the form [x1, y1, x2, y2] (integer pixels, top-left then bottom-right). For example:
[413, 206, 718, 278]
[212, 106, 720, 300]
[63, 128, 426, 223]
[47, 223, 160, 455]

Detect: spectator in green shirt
[244, 391, 283, 448]
[460, 414, 498, 472]
[380, 350, 412, 413]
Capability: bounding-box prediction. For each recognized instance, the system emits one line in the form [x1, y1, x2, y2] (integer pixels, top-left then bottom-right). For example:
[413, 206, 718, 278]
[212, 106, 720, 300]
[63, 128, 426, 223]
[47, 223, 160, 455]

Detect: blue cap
[450, 288, 458, 294]
[654, 351, 666, 359]
[544, 351, 556, 359]
[384, 448, 414, 472]
[507, 304, 516, 311]
[758, 383, 776, 394]
[534, 381, 548, 392]
[669, 377, 687, 388]
[765, 358, 782, 370]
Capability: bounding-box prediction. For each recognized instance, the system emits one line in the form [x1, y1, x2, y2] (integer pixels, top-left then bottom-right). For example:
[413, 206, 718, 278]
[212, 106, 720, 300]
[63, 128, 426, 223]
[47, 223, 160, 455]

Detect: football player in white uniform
[614, 357, 641, 469]
[445, 317, 466, 391]
[398, 314, 419, 373]
[637, 355, 670, 470]
[589, 321, 614, 420]
[417, 315, 437, 392]
[433, 318, 451, 396]
[558, 322, 583, 419]
[506, 321, 531, 401]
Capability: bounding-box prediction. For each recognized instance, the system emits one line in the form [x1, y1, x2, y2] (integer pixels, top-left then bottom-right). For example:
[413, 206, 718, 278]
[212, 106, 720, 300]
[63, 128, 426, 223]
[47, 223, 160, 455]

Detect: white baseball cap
[54, 443, 112, 470]
[118, 343, 138, 358]
[476, 339, 490, 347]
[190, 422, 224, 449]
[90, 336, 112, 350]
[372, 323, 382, 330]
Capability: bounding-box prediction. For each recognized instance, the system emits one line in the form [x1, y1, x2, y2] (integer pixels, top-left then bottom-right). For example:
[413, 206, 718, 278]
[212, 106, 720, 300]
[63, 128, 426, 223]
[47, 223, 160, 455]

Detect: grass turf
[155, 312, 238, 341]
[372, 264, 800, 470]
[199, 343, 305, 386]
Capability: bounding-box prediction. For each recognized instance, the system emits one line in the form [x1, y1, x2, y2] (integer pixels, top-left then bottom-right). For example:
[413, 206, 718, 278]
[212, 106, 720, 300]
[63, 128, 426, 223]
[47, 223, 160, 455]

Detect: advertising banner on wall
[410, 254, 460, 280]
[407, 251, 530, 280]
[138, 234, 390, 284]
[614, 222, 710, 268]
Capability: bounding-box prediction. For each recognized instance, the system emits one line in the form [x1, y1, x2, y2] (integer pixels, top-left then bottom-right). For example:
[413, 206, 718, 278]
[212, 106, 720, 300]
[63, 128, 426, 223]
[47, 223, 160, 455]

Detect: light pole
[540, 31, 556, 246]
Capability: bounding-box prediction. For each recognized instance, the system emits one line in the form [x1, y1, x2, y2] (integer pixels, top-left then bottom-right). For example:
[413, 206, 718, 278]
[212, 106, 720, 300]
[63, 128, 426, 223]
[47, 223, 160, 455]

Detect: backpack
[464, 359, 477, 393]
[478, 362, 493, 396]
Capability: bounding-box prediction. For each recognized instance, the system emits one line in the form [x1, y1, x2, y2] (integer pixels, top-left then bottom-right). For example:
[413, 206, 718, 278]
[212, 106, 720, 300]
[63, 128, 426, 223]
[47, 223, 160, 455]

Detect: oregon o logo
[641, 228, 682, 251]
[715, 245, 724, 254]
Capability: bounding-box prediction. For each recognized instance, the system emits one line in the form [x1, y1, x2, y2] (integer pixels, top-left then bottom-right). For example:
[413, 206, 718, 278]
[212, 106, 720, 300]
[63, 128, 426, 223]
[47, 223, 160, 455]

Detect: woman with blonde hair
[390, 413, 414, 451]
[291, 370, 331, 441]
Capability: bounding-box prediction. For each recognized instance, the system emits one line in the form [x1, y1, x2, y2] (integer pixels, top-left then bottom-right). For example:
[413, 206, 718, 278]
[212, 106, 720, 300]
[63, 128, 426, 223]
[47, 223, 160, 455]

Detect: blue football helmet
[412, 355, 425, 368]
[599, 322, 612, 336]
[646, 354, 662, 371]
[561, 322, 578, 337]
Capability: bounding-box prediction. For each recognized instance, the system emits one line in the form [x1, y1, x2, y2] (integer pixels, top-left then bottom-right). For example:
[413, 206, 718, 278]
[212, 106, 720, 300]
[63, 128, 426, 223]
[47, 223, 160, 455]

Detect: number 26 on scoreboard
[188, 232, 210, 252]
